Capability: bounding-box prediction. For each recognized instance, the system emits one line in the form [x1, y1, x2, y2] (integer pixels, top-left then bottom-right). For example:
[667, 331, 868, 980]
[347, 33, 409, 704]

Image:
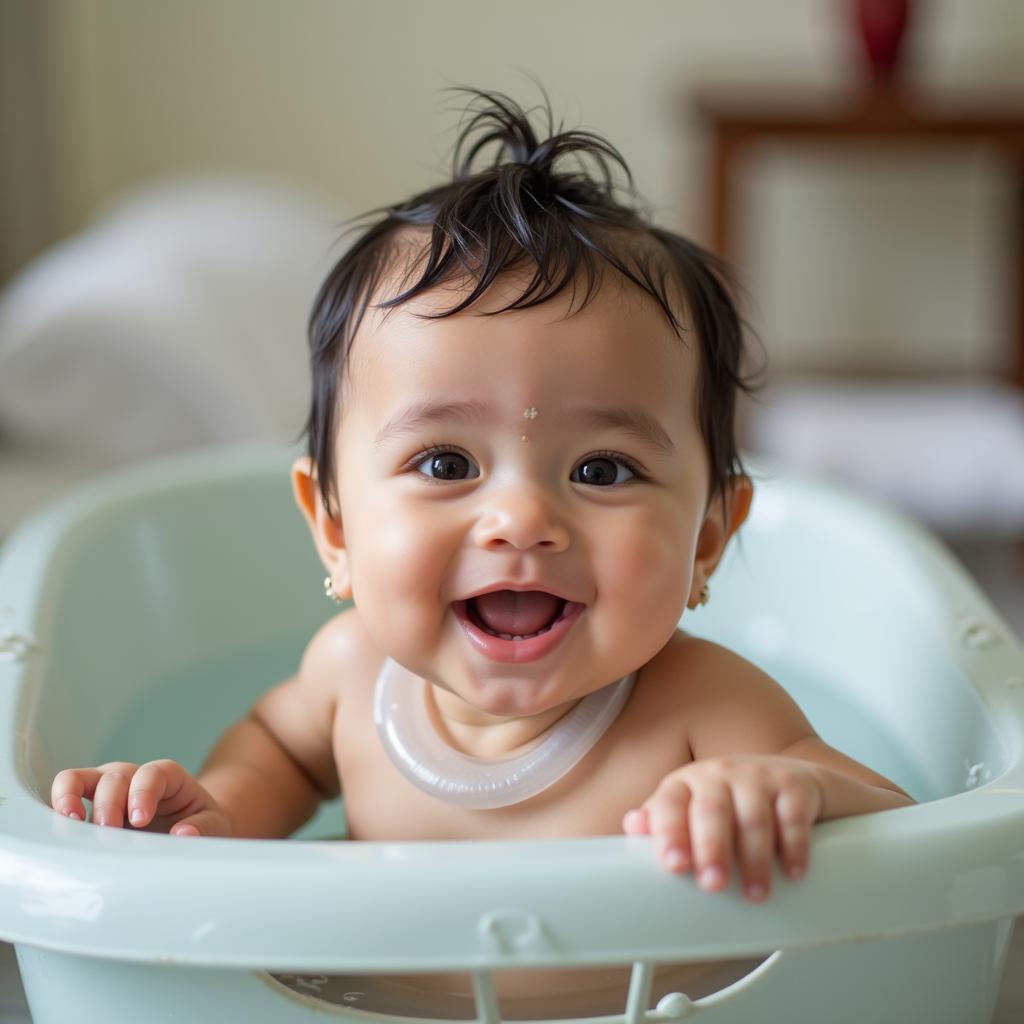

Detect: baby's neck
[425, 684, 581, 760]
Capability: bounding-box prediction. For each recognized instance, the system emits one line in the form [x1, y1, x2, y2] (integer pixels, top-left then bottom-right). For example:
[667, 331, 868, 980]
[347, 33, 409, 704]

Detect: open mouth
[467, 590, 572, 640]
[452, 590, 585, 663]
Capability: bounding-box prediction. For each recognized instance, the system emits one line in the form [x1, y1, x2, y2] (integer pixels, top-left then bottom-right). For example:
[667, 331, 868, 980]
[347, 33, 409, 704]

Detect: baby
[51, 88, 911, 980]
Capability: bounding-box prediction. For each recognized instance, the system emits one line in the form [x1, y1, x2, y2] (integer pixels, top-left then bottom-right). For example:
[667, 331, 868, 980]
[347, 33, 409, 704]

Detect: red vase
[854, 0, 912, 81]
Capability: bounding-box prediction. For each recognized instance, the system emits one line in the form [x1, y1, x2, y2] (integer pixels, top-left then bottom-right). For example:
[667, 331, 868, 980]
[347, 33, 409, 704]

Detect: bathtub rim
[1, 443, 1023, 970]
[0, 793, 1021, 970]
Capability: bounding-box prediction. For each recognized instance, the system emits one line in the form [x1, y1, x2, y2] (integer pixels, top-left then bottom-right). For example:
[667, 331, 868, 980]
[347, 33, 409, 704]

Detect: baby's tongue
[472, 590, 560, 636]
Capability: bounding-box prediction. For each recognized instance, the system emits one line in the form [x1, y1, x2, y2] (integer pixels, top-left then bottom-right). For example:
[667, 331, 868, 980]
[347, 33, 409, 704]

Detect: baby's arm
[51, 616, 346, 837]
[623, 640, 914, 900]
[188, 656, 340, 837]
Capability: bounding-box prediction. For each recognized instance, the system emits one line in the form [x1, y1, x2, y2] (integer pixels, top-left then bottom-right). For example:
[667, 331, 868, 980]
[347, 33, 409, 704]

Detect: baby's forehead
[333, 229, 699, 416]
[350, 282, 690, 391]
[341, 273, 698, 428]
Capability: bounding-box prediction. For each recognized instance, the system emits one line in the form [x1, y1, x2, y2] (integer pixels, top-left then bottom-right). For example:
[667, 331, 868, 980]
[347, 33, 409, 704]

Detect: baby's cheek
[349, 513, 452, 643]
[605, 525, 692, 629]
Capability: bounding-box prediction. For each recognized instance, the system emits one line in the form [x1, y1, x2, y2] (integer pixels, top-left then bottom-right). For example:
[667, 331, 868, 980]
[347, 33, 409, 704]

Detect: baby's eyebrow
[575, 406, 677, 456]
[374, 400, 490, 446]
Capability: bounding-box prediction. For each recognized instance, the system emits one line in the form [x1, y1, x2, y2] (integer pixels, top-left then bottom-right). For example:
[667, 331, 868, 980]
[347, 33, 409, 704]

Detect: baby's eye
[570, 455, 636, 487]
[413, 449, 480, 481]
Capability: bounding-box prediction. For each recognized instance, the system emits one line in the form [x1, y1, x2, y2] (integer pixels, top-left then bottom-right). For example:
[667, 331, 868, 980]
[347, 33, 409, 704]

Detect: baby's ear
[687, 475, 753, 608]
[291, 456, 353, 600]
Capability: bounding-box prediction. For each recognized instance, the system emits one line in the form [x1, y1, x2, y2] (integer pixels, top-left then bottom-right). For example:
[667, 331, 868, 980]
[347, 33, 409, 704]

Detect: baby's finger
[170, 809, 230, 838]
[126, 760, 179, 828]
[622, 807, 650, 835]
[645, 777, 693, 873]
[91, 764, 138, 827]
[51, 768, 103, 821]
[775, 785, 814, 880]
[731, 783, 775, 903]
[688, 779, 734, 891]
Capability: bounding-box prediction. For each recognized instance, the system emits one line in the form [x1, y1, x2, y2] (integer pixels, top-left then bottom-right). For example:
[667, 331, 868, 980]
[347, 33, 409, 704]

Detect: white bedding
[0, 176, 341, 461]
[748, 375, 1024, 538]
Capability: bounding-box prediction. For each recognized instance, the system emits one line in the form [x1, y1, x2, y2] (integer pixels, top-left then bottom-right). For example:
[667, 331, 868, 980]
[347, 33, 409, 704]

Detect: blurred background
[0, 3, 1023, 1018]
[2, 0, 1023, 552]
[3, 0, 1024, 556]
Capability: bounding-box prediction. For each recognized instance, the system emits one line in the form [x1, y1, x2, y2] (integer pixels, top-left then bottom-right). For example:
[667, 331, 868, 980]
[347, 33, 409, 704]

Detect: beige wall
[9, 0, 1024, 370]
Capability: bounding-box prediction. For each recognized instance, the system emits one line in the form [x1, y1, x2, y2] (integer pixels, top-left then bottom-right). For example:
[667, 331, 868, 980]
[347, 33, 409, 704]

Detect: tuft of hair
[306, 86, 759, 517]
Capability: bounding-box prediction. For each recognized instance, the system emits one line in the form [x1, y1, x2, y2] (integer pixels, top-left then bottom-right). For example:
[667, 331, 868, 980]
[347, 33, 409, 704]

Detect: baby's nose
[472, 486, 570, 553]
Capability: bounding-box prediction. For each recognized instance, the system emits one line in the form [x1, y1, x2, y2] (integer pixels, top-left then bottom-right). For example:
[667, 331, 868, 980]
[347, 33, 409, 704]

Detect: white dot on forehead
[523, 407, 539, 420]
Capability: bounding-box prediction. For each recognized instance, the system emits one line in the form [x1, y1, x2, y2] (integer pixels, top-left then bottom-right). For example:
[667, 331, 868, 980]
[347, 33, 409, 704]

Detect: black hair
[306, 87, 758, 516]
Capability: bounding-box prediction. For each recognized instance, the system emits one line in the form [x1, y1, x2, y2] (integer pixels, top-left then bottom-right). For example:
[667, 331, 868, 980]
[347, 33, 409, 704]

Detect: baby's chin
[430, 668, 583, 724]
[395, 642, 622, 722]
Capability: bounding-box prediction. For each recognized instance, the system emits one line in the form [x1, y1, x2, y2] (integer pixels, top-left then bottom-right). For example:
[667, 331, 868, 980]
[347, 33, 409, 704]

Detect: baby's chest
[331, 681, 691, 842]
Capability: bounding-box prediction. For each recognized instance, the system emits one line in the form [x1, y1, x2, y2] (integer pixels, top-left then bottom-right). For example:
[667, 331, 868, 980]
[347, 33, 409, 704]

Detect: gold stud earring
[699, 583, 710, 607]
[324, 576, 345, 604]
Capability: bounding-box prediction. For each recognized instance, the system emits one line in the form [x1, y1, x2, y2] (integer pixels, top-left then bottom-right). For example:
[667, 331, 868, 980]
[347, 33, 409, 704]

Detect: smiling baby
[51, 89, 911, 938]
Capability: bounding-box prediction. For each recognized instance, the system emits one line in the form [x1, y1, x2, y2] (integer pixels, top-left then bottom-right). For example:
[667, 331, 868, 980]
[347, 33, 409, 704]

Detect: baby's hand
[622, 756, 824, 903]
[51, 759, 231, 837]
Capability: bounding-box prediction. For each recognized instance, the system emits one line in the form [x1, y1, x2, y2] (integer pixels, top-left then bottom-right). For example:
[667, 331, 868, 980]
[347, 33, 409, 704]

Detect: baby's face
[330, 272, 718, 720]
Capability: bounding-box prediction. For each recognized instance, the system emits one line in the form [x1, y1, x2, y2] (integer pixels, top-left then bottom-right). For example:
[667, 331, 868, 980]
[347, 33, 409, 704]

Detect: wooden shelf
[691, 85, 1024, 386]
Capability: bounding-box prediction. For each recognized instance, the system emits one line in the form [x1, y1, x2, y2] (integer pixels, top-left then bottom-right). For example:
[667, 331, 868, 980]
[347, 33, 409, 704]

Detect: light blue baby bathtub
[1, 444, 1023, 1024]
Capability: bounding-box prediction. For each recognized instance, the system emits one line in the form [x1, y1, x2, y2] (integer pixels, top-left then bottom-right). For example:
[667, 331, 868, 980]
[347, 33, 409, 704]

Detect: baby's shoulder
[639, 631, 764, 693]
[638, 632, 812, 754]
[298, 606, 386, 701]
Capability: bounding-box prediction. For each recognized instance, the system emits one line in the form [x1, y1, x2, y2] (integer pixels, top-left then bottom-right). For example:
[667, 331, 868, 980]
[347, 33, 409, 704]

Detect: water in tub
[99, 636, 924, 1018]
